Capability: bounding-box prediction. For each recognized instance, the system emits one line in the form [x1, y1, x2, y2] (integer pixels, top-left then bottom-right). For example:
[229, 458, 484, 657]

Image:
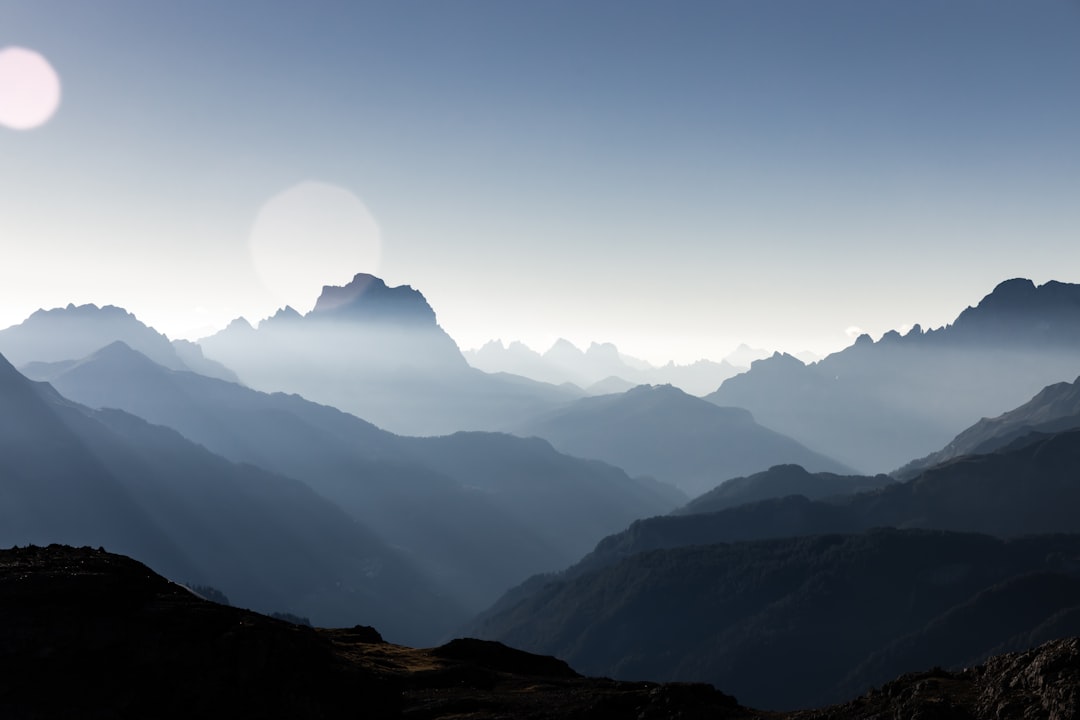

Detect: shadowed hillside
[674, 464, 893, 515]
[896, 374, 1080, 479]
[0, 351, 460, 644]
[469, 529, 1080, 710]
[468, 428, 1080, 708]
[4, 544, 1080, 720]
[21, 341, 681, 613]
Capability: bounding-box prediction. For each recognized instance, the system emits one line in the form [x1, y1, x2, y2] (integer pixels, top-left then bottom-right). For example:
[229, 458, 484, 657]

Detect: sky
[2, 1, 1079, 365]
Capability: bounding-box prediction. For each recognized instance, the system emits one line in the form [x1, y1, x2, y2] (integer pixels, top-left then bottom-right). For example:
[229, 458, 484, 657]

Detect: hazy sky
[2, 1, 1079, 364]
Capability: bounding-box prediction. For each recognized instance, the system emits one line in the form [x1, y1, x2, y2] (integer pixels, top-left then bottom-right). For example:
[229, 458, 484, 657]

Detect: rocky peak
[308, 273, 437, 325]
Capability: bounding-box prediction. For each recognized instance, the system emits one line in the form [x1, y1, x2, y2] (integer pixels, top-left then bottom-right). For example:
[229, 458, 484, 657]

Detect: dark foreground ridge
[3, 545, 1079, 720]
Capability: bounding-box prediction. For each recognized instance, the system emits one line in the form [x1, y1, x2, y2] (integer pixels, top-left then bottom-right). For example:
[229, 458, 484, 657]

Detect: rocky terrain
[3, 544, 1080, 719]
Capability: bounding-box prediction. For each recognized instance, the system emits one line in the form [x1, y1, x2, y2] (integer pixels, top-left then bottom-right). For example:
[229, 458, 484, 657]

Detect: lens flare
[0, 46, 61, 130]
[249, 181, 383, 311]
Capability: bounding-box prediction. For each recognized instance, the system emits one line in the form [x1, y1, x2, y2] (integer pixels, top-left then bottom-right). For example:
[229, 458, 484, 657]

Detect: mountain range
[6, 543, 1080, 720]
[468, 425, 1080, 708]
[0, 349, 457, 644]
[511, 383, 852, 496]
[0, 303, 237, 382]
[896, 374, 1080, 479]
[673, 463, 894, 515]
[196, 273, 584, 435]
[20, 340, 681, 615]
[707, 278, 1080, 472]
[471, 528, 1080, 710]
[7, 272, 1080, 712]
[465, 338, 744, 396]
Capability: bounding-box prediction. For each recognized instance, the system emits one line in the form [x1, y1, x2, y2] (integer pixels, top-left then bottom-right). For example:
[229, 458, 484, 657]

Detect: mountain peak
[261, 305, 303, 327]
[309, 273, 437, 324]
[543, 338, 585, 363]
[989, 276, 1037, 297]
[0, 303, 187, 371]
[950, 278, 1080, 344]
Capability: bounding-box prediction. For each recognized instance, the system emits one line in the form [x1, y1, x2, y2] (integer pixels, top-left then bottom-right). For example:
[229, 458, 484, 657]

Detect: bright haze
[2, 1, 1079, 364]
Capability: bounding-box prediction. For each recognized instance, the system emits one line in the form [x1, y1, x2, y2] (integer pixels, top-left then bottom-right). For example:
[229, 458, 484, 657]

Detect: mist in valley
[4, 2, 1080, 716]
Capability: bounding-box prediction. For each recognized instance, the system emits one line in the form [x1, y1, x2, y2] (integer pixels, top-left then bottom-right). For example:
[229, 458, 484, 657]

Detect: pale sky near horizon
[2, 1, 1079, 364]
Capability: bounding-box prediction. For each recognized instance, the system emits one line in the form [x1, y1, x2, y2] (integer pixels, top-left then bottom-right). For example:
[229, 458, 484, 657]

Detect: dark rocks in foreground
[3, 544, 1079, 719]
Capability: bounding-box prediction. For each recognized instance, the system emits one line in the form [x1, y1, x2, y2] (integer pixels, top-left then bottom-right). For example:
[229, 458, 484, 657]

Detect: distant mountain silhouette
[469, 529, 1080, 710]
[197, 274, 582, 435]
[512, 384, 851, 496]
[0, 350, 460, 644]
[707, 278, 1080, 472]
[16, 544, 1077, 719]
[0, 303, 237, 382]
[584, 375, 637, 395]
[896, 374, 1080, 479]
[24, 341, 681, 614]
[674, 464, 894, 515]
[465, 338, 743, 396]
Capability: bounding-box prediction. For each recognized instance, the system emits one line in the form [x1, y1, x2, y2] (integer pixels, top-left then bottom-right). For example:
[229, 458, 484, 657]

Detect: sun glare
[248, 181, 383, 312]
[0, 46, 61, 130]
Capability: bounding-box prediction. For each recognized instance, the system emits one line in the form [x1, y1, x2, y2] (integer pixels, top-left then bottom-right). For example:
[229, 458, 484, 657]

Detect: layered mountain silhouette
[546, 428, 1080, 576]
[23, 341, 681, 613]
[197, 274, 582, 435]
[896, 374, 1080, 479]
[707, 278, 1080, 472]
[470, 529, 1080, 710]
[465, 338, 743, 396]
[469, 428, 1080, 707]
[0, 303, 237, 382]
[0, 350, 459, 644]
[512, 384, 851, 496]
[12, 544, 1080, 719]
[673, 464, 894, 515]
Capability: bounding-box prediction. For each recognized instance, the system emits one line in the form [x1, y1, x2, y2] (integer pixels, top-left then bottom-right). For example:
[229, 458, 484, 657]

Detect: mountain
[512, 384, 852, 496]
[23, 341, 682, 612]
[896, 375, 1080, 479]
[550, 428, 1080, 577]
[0, 350, 460, 644]
[197, 273, 582, 435]
[7, 544, 1080, 720]
[465, 338, 743, 396]
[467, 429, 1080, 707]
[707, 279, 1080, 472]
[673, 464, 894, 515]
[469, 529, 1080, 710]
[0, 303, 237, 382]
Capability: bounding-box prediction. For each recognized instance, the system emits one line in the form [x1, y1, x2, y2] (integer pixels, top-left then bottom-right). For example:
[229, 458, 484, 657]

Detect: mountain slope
[470, 529, 1080, 710]
[197, 273, 582, 435]
[896, 375, 1080, 479]
[7, 543, 1080, 720]
[546, 428, 1080, 578]
[514, 384, 851, 496]
[0, 351, 461, 644]
[707, 278, 1080, 472]
[674, 464, 894, 515]
[468, 429, 1080, 707]
[23, 341, 681, 612]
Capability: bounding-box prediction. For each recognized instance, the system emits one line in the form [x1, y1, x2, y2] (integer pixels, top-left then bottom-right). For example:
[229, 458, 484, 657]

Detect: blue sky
[2, 1, 1079, 363]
